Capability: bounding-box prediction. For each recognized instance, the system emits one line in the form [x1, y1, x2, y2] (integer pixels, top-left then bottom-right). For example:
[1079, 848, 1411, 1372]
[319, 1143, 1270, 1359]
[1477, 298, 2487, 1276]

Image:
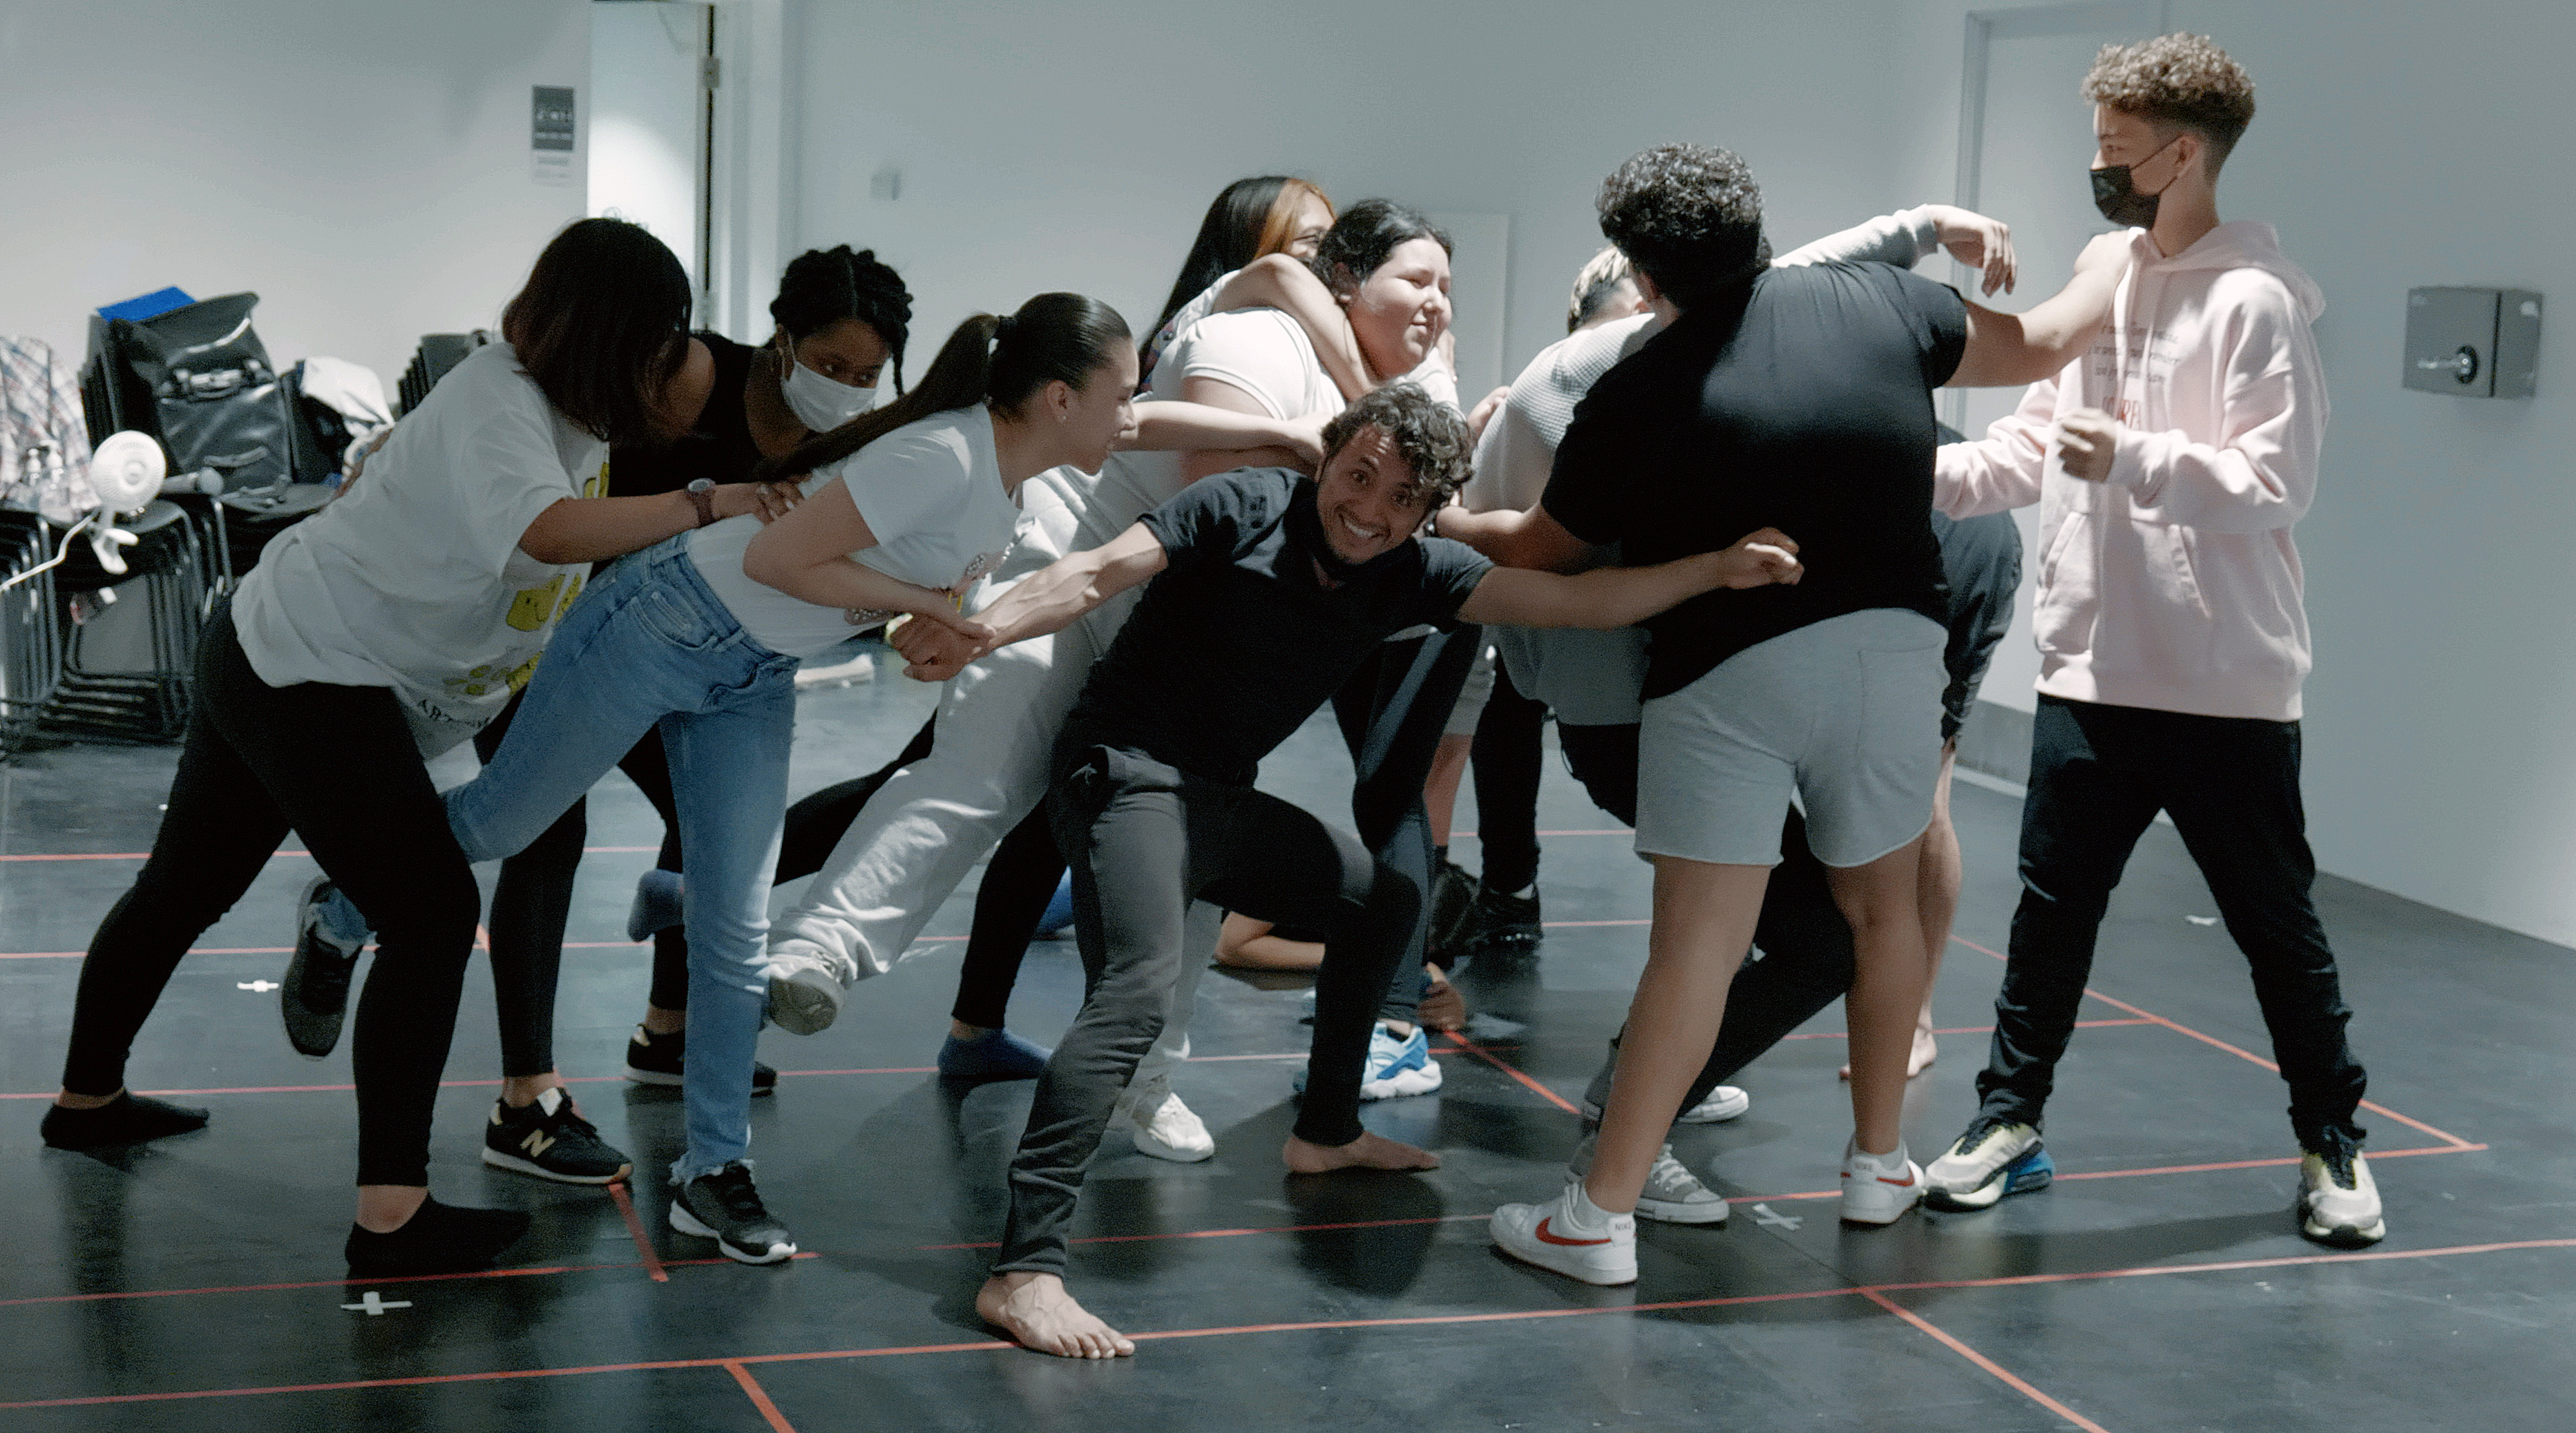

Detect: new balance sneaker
[1923, 1115, 2052, 1211]
[1491, 1181, 1637, 1285]
[669, 1162, 796, 1264]
[1578, 1084, 1750, 1126]
[1459, 882, 1543, 954]
[1109, 1073, 1214, 1162]
[763, 937, 859, 1036]
[280, 876, 370, 1059]
[627, 869, 684, 943]
[1569, 1132, 1728, 1225]
[623, 1025, 777, 1095]
[2296, 1142, 2385, 1248]
[1840, 1139, 1925, 1226]
[481, 1088, 633, 1184]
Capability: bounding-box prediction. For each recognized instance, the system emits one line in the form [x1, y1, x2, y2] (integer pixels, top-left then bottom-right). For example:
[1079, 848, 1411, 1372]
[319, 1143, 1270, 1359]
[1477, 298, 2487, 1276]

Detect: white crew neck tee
[688, 403, 1020, 659]
[229, 341, 607, 756]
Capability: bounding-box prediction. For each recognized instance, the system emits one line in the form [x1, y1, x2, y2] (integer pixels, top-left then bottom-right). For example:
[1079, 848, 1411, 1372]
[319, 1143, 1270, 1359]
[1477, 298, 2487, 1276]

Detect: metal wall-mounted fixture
[2404, 287, 2541, 398]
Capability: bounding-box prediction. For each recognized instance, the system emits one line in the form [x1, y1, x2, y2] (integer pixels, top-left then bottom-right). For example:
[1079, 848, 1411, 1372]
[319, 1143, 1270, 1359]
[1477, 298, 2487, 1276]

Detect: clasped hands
[879, 606, 1001, 682]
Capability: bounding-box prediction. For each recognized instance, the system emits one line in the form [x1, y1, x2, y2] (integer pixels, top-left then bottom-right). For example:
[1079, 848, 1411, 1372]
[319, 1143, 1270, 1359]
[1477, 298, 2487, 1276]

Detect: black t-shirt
[1062, 468, 1494, 786]
[1543, 262, 1969, 700]
[1930, 508, 2021, 740]
[607, 331, 762, 498]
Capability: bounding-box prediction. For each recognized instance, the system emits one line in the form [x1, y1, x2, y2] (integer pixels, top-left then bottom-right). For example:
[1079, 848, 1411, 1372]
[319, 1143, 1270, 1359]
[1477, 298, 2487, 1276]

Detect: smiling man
[893, 381, 1801, 1358]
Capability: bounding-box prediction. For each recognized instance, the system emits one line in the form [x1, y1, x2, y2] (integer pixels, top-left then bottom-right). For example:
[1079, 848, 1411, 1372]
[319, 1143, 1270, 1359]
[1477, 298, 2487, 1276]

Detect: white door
[1949, 0, 2166, 712]
[589, 1, 714, 303]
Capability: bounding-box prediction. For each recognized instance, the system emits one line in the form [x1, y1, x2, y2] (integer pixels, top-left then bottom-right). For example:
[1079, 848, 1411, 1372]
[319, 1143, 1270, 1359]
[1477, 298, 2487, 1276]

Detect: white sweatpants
[768, 467, 1210, 1077]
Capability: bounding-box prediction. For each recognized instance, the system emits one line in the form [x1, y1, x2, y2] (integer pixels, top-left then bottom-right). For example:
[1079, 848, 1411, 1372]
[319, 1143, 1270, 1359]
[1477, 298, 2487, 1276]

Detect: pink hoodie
[1937, 220, 2328, 722]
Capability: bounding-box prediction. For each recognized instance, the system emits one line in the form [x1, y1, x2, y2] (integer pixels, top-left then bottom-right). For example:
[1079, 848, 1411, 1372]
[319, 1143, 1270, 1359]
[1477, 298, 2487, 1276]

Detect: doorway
[589, 1, 716, 310]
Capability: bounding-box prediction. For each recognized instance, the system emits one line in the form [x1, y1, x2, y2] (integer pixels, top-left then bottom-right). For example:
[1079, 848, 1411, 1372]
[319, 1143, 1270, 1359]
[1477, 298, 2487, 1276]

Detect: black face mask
[2090, 136, 2179, 229]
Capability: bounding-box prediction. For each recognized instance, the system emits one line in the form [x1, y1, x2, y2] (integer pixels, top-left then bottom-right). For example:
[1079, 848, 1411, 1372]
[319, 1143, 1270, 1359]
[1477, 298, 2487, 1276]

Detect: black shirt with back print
[1060, 467, 1493, 786]
[1542, 261, 1968, 700]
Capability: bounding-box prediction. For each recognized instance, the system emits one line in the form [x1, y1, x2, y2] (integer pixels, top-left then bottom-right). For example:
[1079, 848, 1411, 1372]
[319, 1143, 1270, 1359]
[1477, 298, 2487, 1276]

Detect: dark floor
[0, 666, 2564, 1432]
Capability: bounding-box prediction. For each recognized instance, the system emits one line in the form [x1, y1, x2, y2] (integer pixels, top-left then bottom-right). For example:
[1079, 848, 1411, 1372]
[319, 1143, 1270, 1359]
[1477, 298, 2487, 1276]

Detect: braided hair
[770, 246, 913, 394]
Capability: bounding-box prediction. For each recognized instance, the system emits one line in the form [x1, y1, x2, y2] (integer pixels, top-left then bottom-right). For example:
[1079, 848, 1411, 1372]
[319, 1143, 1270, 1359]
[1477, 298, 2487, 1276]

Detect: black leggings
[1468, 657, 1547, 894]
[59, 607, 480, 1186]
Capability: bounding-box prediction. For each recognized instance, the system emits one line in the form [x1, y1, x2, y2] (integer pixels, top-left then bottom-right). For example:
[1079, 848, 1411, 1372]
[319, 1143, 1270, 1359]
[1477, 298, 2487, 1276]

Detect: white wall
[783, 0, 1916, 387]
[591, 1, 708, 287]
[1893, 0, 2576, 946]
[0, 1, 591, 389]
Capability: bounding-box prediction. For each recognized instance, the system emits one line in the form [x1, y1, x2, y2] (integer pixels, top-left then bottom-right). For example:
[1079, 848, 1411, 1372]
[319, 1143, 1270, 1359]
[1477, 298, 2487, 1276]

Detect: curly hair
[1596, 144, 1768, 311]
[1319, 383, 1472, 509]
[2083, 33, 2255, 165]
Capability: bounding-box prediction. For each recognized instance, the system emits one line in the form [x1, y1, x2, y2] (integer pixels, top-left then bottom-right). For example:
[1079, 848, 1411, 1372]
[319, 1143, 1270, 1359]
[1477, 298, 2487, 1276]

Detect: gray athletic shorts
[1635, 608, 1946, 869]
[1443, 643, 1496, 738]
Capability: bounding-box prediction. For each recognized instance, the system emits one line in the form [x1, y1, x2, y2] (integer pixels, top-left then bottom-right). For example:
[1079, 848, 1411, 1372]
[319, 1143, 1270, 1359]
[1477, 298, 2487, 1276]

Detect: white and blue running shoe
[1294, 1021, 1444, 1100]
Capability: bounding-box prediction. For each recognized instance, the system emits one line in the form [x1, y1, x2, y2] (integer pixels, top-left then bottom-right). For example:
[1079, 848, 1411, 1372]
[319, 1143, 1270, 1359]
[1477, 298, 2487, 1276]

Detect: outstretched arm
[895, 521, 1170, 680]
[740, 477, 987, 639]
[1212, 253, 1371, 401]
[1455, 528, 1800, 629]
[1435, 501, 1600, 574]
[1948, 231, 2133, 389]
[1124, 399, 1325, 470]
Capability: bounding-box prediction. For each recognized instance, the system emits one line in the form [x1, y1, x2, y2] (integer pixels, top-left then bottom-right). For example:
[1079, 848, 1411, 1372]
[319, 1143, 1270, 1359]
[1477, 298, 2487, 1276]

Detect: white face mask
[781, 351, 880, 432]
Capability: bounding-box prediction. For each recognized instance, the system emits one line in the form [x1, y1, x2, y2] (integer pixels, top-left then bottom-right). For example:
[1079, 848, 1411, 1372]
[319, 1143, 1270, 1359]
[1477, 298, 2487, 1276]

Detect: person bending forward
[891, 383, 1802, 1357]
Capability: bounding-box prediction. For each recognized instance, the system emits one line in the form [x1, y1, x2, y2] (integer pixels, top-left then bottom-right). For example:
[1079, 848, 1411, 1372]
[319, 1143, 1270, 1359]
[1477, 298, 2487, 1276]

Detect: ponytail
[756, 294, 1131, 483]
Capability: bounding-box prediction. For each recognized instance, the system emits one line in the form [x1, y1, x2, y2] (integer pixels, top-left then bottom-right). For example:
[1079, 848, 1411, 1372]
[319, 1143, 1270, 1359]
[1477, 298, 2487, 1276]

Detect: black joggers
[59, 606, 481, 1186]
[1977, 695, 2367, 1150]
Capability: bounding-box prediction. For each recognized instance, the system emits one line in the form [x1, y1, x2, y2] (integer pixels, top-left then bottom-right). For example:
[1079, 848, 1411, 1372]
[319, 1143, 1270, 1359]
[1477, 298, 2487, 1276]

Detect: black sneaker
[1426, 857, 1478, 963]
[40, 1091, 211, 1149]
[345, 1197, 531, 1277]
[624, 1025, 777, 1096]
[1460, 882, 1543, 954]
[669, 1162, 796, 1264]
[480, 1089, 633, 1184]
[281, 876, 369, 1059]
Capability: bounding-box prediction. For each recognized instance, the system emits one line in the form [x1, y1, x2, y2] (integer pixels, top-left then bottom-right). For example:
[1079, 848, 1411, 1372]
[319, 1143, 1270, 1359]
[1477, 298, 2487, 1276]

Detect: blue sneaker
[1033, 873, 1076, 940]
[937, 1027, 1053, 1081]
[1294, 1022, 1443, 1101]
[1923, 1117, 2054, 1211]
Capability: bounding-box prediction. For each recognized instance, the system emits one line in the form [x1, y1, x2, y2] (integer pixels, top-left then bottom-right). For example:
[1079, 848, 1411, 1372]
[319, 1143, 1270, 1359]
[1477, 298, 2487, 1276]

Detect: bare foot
[1839, 1026, 1939, 1081]
[1281, 1129, 1441, 1173]
[976, 1272, 1134, 1358]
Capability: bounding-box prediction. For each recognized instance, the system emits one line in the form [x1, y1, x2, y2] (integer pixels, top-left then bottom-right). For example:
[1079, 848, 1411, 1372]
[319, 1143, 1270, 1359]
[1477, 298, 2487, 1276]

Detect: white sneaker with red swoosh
[1490, 1183, 1637, 1285]
[1840, 1139, 1925, 1225]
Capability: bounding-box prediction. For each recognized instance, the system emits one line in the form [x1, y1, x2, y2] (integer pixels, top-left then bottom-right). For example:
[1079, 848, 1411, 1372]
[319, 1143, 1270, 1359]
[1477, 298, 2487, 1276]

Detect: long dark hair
[757, 294, 1131, 482]
[1310, 199, 1452, 297]
[502, 218, 691, 445]
[770, 245, 913, 394]
[1147, 176, 1330, 349]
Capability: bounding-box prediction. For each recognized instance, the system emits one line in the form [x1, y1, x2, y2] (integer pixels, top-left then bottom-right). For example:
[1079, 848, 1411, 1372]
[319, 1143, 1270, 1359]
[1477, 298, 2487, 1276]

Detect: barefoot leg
[1280, 1128, 1442, 1173]
[977, 1271, 1135, 1358]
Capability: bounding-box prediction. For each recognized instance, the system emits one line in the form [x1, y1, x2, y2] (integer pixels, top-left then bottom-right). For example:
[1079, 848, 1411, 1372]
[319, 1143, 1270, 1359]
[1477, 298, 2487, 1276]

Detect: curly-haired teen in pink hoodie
[1920, 34, 2383, 1251]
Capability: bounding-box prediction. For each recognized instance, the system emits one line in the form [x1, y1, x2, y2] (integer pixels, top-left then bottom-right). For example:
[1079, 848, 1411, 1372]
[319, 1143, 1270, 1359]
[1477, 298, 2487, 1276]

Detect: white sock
[1558, 1180, 1621, 1233]
[1851, 1137, 1910, 1169]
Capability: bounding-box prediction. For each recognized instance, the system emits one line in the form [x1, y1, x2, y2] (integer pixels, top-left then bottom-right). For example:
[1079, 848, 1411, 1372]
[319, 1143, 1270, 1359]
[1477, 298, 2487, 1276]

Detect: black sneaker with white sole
[623, 1025, 777, 1095]
[1460, 882, 1543, 954]
[480, 1089, 633, 1184]
[670, 1161, 796, 1264]
[280, 876, 369, 1058]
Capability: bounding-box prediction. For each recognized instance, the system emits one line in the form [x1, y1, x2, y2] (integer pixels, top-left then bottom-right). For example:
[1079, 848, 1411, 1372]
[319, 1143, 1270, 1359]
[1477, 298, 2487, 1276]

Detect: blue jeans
[446, 537, 799, 1182]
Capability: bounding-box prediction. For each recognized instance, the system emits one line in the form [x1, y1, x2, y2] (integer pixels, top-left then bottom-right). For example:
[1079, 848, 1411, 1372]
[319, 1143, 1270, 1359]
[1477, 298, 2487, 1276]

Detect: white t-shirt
[229, 342, 607, 756]
[1084, 307, 1457, 547]
[689, 404, 1020, 659]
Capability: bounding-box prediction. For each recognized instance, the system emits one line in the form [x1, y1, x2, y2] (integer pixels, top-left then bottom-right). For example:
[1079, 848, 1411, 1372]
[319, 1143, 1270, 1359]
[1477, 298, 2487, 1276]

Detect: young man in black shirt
[1446, 142, 2126, 1285]
[893, 382, 1802, 1356]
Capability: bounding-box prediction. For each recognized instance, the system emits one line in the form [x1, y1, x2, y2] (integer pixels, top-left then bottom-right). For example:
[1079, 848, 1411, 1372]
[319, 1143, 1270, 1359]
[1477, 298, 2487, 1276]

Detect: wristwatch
[685, 478, 717, 527]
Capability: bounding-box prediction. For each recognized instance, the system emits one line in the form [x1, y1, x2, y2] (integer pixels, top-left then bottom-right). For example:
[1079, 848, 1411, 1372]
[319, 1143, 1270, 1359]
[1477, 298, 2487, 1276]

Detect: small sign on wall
[532, 85, 576, 186]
